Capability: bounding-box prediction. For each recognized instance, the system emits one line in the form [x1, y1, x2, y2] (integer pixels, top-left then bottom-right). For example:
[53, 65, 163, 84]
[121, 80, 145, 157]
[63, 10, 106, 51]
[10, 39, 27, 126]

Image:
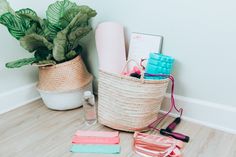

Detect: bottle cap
[84, 91, 92, 99]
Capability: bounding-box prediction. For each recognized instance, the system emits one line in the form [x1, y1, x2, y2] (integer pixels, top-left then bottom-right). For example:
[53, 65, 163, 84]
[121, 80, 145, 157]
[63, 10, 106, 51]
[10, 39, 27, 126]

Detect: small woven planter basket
[37, 55, 92, 92]
[98, 70, 169, 132]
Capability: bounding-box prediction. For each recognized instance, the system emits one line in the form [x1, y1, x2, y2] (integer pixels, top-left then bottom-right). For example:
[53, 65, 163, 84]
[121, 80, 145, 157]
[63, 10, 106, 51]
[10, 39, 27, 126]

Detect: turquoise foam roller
[145, 53, 174, 80]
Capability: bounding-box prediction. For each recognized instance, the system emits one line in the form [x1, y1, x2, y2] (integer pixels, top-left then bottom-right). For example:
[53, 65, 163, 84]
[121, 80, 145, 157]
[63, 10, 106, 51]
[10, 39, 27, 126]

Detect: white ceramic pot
[37, 81, 93, 110]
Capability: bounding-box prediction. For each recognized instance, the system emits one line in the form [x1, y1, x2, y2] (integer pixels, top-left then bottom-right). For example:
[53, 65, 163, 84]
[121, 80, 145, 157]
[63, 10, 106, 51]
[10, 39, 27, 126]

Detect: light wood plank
[0, 100, 235, 157]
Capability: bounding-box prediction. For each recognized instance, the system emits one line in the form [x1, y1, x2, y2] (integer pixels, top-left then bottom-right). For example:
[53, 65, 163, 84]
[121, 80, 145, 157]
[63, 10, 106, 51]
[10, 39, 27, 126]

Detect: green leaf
[78, 5, 97, 18]
[34, 48, 52, 60]
[16, 8, 43, 26]
[74, 44, 83, 54]
[5, 58, 36, 68]
[25, 23, 37, 35]
[59, 6, 78, 29]
[68, 25, 92, 50]
[66, 11, 88, 30]
[47, 21, 61, 40]
[0, 0, 14, 16]
[16, 8, 37, 18]
[59, 5, 97, 29]
[65, 50, 77, 60]
[52, 5, 96, 62]
[52, 28, 68, 61]
[46, 0, 76, 26]
[32, 60, 56, 67]
[20, 33, 53, 52]
[0, 12, 31, 39]
[16, 8, 47, 35]
[39, 19, 61, 41]
[52, 11, 88, 62]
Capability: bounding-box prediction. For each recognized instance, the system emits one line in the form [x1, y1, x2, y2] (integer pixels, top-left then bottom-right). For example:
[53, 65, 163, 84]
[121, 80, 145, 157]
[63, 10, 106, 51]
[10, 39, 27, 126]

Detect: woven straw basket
[37, 55, 93, 91]
[98, 69, 169, 132]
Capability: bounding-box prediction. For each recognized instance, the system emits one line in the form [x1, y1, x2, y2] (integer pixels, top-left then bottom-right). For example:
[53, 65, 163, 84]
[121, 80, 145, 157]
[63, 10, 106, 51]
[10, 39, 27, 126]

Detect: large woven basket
[37, 55, 92, 91]
[98, 70, 169, 132]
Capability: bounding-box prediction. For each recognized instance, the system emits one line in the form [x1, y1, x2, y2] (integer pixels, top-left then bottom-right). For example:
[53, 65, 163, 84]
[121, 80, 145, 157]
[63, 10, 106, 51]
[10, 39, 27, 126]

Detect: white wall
[79, 0, 236, 108]
[0, 0, 76, 112]
[0, 0, 79, 91]
[0, 0, 52, 112]
[0, 0, 46, 94]
[1, 0, 235, 110]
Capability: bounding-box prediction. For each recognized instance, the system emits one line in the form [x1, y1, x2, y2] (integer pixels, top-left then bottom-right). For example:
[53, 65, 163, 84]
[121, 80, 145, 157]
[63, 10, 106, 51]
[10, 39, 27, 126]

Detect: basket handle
[121, 59, 145, 81]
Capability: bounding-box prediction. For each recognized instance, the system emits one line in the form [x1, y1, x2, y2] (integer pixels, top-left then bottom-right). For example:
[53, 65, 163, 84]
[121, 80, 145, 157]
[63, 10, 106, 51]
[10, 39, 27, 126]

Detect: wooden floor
[0, 100, 236, 157]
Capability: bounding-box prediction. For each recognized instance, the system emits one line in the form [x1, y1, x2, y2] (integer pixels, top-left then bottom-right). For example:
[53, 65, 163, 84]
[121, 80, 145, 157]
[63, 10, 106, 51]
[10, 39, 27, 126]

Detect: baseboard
[161, 94, 236, 134]
[1, 84, 235, 134]
[0, 83, 40, 115]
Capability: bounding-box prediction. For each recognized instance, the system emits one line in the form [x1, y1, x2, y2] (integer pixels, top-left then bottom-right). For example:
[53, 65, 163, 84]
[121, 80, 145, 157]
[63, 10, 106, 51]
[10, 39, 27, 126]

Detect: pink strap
[169, 148, 182, 157]
[133, 132, 183, 157]
[147, 75, 184, 131]
[176, 140, 184, 149]
[72, 136, 120, 144]
[122, 66, 141, 75]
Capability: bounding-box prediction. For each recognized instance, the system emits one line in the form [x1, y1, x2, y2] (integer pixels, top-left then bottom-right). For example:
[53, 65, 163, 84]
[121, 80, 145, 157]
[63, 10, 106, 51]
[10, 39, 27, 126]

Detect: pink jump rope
[127, 59, 190, 142]
[144, 73, 190, 143]
[140, 59, 190, 142]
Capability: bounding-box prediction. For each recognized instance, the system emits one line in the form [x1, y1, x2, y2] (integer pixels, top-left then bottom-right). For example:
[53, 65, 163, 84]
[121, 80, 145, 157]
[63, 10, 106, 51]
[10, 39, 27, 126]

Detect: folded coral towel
[72, 130, 120, 144]
[133, 132, 184, 157]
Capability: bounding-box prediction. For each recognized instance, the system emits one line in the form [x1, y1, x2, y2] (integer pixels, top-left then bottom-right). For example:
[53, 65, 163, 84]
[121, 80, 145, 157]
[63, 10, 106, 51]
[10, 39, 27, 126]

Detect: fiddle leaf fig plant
[0, 0, 97, 68]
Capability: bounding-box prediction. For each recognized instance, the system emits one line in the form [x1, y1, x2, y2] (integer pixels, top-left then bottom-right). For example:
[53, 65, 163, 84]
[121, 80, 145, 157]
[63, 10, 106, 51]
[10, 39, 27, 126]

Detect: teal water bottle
[145, 53, 174, 80]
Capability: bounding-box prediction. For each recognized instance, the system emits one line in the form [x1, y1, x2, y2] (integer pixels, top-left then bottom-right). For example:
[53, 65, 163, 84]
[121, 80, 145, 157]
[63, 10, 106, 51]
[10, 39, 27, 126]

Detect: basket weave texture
[98, 70, 169, 132]
[37, 56, 92, 91]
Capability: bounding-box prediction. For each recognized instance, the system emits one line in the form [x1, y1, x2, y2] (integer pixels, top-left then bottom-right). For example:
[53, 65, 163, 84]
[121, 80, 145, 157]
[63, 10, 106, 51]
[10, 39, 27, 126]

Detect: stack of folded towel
[71, 130, 121, 154]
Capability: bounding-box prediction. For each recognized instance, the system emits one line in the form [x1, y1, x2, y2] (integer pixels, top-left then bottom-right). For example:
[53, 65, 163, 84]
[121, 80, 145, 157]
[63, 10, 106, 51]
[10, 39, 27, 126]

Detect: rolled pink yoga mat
[95, 22, 126, 74]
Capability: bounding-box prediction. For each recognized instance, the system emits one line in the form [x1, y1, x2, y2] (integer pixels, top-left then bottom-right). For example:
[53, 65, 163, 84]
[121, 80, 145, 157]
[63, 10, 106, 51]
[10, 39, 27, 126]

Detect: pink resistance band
[75, 130, 119, 137]
[72, 136, 120, 144]
[72, 131, 120, 144]
[134, 132, 184, 157]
